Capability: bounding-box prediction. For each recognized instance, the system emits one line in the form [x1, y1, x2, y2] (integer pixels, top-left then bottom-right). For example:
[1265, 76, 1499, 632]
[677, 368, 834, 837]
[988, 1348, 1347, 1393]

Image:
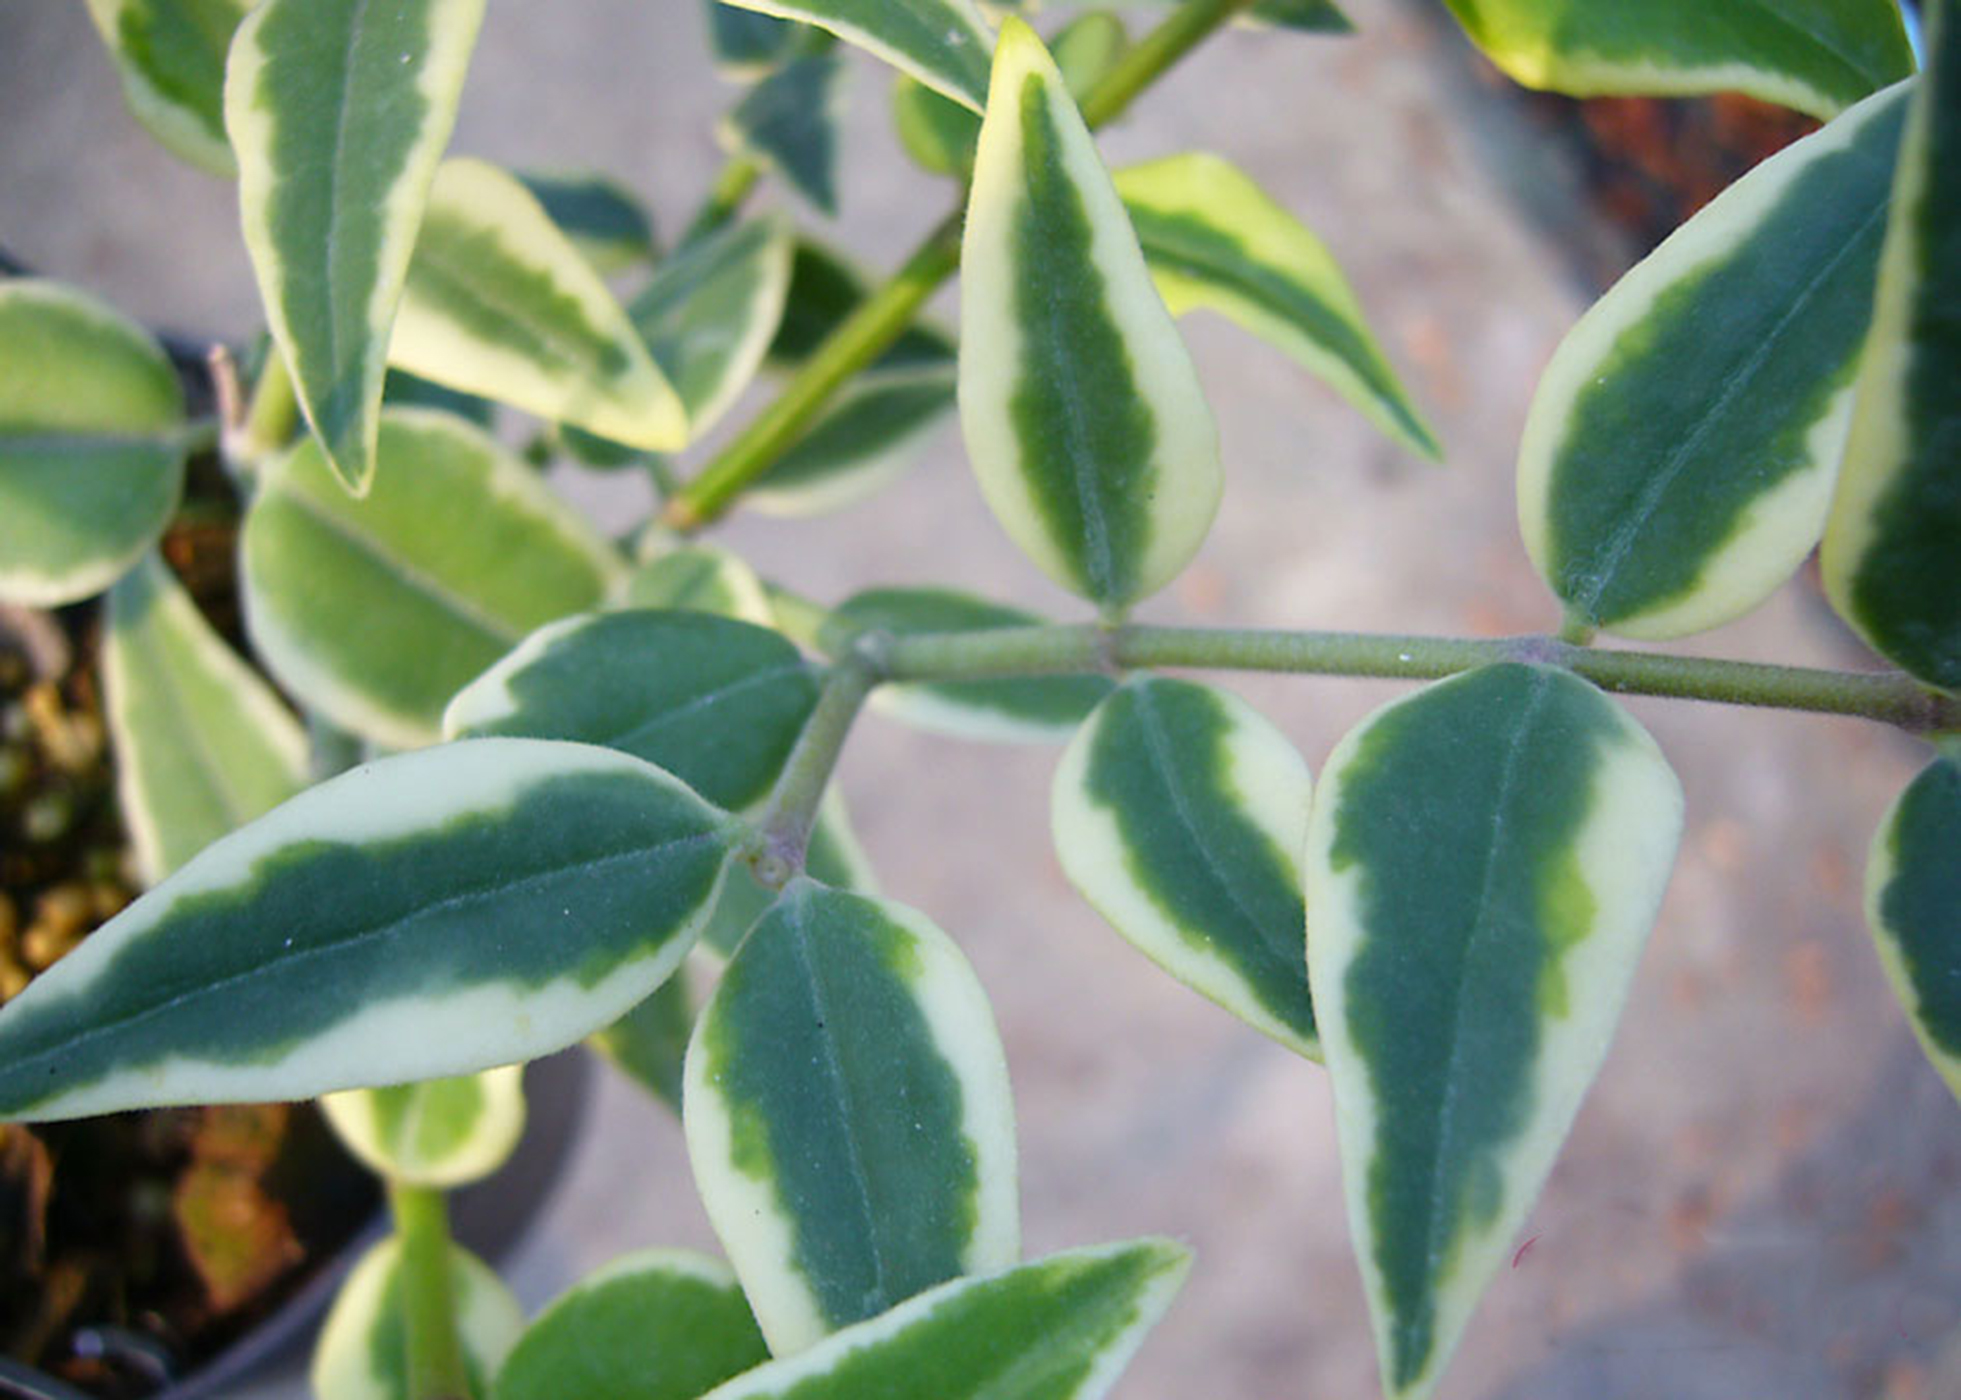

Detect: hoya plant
[1, 0, 1956, 1397]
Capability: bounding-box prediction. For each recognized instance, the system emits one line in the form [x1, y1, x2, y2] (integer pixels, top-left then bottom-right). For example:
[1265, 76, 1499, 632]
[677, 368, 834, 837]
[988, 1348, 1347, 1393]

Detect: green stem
[753, 649, 882, 884]
[1077, 0, 1259, 128]
[388, 1182, 471, 1400]
[233, 350, 299, 469]
[677, 154, 764, 251]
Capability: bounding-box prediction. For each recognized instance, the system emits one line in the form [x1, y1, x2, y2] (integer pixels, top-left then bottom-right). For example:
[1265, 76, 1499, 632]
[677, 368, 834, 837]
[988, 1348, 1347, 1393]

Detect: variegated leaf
[1518, 81, 1911, 640]
[1115, 153, 1439, 460]
[226, 0, 486, 494]
[0, 281, 186, 606]
[690, 1240, 1189, 1400]
[493, 1250, 769, 1400]
[1443, 0, 1913, 120]
[445, 609, 821, 812]
[618, 543, 777, 626]
[824, 587, 1112, 741]
[517, 170, 658, 275]
[767, 239, 954, 373]
[1306, 663, 1683, 1400]
[242, 409, 620, 749]
[393, 159, 687, 451]
[1104, 0, 1351, 33]
[103, 553, 309, 886]
[1053, 677, 1317, 1058]
[960, 18, 1221, 611]
[1823, 0, 1961, 692]
[591, 966, 697, 1111]
[1865, 754, 1961, 1102]
[684, 879, 1017, 1355]
[0, 738, 733, 1121]
[748, 366, 955, 516]
[723, 52, 848, 215]
[718, 0, 995, 112]
[312, 1236, 522, 1400]
[698, 788, 878, 962]
[321, 1064, 527, 1188]
[83, 0, 250, 173]
[705, 0, 803, 79]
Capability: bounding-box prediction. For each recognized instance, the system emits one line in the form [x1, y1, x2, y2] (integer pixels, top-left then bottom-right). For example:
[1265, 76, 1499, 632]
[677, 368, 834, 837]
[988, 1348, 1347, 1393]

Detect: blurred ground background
[3, 1, 1958, 1396]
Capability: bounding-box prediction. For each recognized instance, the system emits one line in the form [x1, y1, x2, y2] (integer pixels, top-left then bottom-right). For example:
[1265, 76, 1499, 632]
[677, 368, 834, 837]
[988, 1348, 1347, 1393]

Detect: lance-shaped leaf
[320, 1064, 526, 1188]
[698, 788, 879, 962]
[0, 281, 186, 607]
[1823, 1, 1961, 692]
[749, 366, 956, 517]
[83, 0, 250, 174]
[1053, 677, 1317, 1058]
[619, 543, 777, 626]
[684, 879, 1017, 1355]
[103, 554, 310, 886]
[242, 409, 619, 749]
[724, 52, 848, 215]
[391, 159, 686, 451]
[517, 170, 658, 275]
[226, 0, 486, 494]
[1865, 755, 1961, 1102]
[632, 216, 796, 441]
[824, 587, 1112, 742]
[313, 1236, 522, 1400]
[705, 0, 803, 79]
[1115, 153, 1440, 460]
[689, 1239, 1189, 1400]
[1306, 663, 1683, 1400]
[1518, 81, 1911, 641]
[0, 738, 733, 1122]
[719, 0, 995, 112]
[960, 18, 1221, 611]
[494, 1250, 769, 1400]
[767, 240, 954, 373]
[1442, 0, 1913, 121]
[445, 610, 821, 812]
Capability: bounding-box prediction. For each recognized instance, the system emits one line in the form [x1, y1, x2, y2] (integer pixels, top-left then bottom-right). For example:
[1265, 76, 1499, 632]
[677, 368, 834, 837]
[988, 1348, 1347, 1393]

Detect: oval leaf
[0, 280, 186, 606]
[83, 0, 250, 173]
[960, 18, 1221, 611]
[242, 408, 620, 749]
[0, 738, 733, 1121]
[445, 609, 821, 812]
[684, 879, 1017, 1355]
[493, 1250, 768, 1400]
[750, 367, 955, 517]
[1865, 755, 1961, 1102]
[321, 1064, 527, 1188]
[1115, 152, 1440, 460]
[517, 169, 658, 275]
[723, 52, 848, 215]
[1518, 81, 1910, 640]
[618, 543, 777, 626]
[1053, 676, 1317, 1058]
[1306, 663, 1683, 1400]
[1442, 0, 1913, 120]
[1823, 3, 1961, 692]
[691, 1240, 1189, 1400]
[312, 1236, 522, 1400]
[393, 159, 687, 451]
[226, 0, 486, 495]
[718, 0, 994, 112]
[103, 553, 310, 885]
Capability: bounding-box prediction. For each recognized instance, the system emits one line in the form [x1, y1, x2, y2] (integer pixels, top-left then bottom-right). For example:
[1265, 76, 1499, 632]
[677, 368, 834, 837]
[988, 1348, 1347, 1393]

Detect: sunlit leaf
[321, 1065, 526, 1189]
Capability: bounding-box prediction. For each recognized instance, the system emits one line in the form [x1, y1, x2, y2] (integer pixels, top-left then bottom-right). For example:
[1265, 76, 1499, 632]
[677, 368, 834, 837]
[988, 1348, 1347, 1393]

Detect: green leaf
[1305, 663, 1683, 1400]
[242, 408, 620, 749]
[517, 170, 659, 275]
[749, 366, 955, 516]
[494, 1250, 769, 1400]
[1823, 1, 1961, 692]
[698, 788, 879, 962]
[591, 966, 698, 1111]
[705, 0, 802, 79]
[1243, 0, 1352, 32]
[767, 240, 954, 373]
[718, 0, 995, 112]
[632, 216, 796, 441]
[82, 0, 250, 173]
[619, 543, 777, 626]
[724, 52, 849, 215]
[824, 587, 1113, 741]
[445, 610, 821, 812]
[383, 367, 496, 428]
[393, 158, 687, 452]
[1867, 753, 1961, 1104]
[688, 1239, 1189, 1400]
[1115, 153, 1440, 460]
[1053, 677, 1317, 1058]
[1442, 0, 1914, 120]
[1518, 81, 1910, 641]
[0, 280, 187, 606]
[103, 553, 309, 886]
[226, 0, 486, 495]
[0, 738, 732, 1121]
[312, 1236, 522, 1400]
[321, 1065, 526, 1188]
[684, 879, 1017, 1355]
[960, 18, 1221, 611]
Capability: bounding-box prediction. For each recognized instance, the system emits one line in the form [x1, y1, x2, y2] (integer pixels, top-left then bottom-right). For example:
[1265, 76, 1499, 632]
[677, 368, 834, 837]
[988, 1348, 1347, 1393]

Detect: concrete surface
[3, 2, 1957, 1397]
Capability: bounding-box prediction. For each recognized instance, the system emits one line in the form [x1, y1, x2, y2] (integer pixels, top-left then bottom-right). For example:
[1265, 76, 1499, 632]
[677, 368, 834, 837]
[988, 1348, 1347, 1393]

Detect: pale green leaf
[83, 0, 251, 173]
[723, 52, 849, 215]
[718, 0, 995, 112]
[320, 1064, 527, 1188]
[1864, 755, 1961, 1103]
[312, 1236, 522, 1400]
